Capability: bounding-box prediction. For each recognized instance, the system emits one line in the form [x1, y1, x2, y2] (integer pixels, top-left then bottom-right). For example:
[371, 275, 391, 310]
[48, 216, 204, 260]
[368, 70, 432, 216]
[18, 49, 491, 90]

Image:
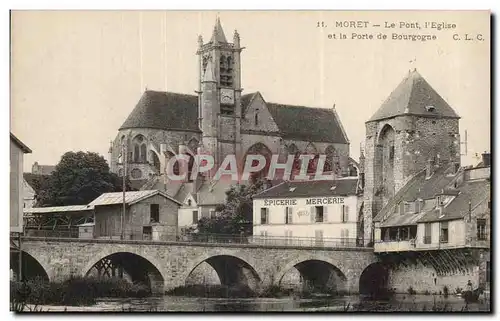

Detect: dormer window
[330, 186, 337, 191]
[289, 187, 296, 192]
[426, 105, 436, 112]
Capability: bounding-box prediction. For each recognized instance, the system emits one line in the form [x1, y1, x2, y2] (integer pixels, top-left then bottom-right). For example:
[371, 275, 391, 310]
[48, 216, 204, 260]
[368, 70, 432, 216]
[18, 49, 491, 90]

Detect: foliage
[10, 277, 150, 307]
[455, 287, 463, 294]
[443, 285, 449, 297]
[38, 151, 133, 206]
[190, 177, 268, 236]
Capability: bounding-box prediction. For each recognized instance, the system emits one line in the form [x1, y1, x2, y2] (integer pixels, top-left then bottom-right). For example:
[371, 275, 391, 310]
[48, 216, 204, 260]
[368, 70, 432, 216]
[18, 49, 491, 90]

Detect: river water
[31, 294, 490, 312]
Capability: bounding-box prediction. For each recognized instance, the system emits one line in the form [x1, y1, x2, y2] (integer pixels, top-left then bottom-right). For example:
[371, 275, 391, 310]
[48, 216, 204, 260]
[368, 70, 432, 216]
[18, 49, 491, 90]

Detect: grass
[10, 277, 151, 309]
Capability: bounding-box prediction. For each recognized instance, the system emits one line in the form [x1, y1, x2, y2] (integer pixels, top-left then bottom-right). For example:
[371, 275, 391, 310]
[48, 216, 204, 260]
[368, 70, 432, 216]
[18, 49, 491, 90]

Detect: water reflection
[37, 294, 490, 312]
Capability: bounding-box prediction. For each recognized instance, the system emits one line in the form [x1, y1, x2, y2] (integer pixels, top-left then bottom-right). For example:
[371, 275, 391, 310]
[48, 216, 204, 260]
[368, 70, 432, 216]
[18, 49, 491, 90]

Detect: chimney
[481, 152, 491, 167]
[425, 158, 433, 179]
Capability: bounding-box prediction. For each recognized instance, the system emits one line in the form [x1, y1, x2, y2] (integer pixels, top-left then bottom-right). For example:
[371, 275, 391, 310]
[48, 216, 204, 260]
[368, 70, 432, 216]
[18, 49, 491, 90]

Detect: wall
[253, 195, 358, 239]
[94, 195, 179, 240]
[10, 140, 24, 233]
[178, 206, 199, 229]
[416, 220, 465, 250]
[388, 261, 478, 294]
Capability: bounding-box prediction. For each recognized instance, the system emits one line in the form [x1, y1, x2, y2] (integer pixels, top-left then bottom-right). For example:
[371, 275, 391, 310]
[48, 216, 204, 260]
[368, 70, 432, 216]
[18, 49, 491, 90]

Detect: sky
[10, 10, 490, 171]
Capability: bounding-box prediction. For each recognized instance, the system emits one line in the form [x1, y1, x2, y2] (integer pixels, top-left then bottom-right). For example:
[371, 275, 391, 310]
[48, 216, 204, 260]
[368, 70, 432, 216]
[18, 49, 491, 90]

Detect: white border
[2, 1, 497, 320]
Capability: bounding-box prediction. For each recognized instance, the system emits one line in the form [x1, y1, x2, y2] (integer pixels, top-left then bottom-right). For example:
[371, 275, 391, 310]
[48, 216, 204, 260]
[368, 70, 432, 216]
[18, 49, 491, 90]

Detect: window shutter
[311, 207, 315, 223]
[345, 205, 349, 222]
[324, 206, 328, 222]
[345, 228, 349, 239]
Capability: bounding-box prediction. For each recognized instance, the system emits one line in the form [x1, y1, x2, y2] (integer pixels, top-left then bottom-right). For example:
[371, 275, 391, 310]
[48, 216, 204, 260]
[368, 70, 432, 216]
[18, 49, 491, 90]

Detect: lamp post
[121, 141, 127, 240]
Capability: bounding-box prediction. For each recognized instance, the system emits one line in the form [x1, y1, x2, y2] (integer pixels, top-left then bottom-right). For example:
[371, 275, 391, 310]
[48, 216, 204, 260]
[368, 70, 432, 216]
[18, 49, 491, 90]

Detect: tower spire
[211, 17, 227, 43]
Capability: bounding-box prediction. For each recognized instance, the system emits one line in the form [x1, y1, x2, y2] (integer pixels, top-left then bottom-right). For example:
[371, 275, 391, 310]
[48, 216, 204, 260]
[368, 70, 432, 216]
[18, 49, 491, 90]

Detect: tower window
[426, 105, 436, 112]
[389, 146, 395, 160]
[254, 109, 259, 126]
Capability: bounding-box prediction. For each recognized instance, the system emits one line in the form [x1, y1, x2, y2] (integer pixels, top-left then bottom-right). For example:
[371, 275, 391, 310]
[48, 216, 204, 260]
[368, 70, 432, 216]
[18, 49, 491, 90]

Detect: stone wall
[387, 261, 478, 295]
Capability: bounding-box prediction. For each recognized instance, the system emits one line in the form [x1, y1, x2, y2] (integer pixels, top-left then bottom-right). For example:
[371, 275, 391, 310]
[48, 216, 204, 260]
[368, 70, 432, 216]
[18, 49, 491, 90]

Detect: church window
[389, 146, 395, 160]
[132, 135, 147, 163]
[254, 109, 259, 126]
[131, 168, 142, 179]
[219, 53, 233, 87]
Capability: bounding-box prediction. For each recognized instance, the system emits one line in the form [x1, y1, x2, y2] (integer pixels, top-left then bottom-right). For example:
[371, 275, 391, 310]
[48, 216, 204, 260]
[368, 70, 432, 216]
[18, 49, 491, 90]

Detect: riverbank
[20, 294, 491, 312]
[10, 277, 150, 310]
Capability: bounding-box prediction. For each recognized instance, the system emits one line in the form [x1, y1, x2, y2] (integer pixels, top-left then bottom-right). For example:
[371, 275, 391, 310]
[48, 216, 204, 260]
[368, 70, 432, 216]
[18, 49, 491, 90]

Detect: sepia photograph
[9, 9, 491, 312]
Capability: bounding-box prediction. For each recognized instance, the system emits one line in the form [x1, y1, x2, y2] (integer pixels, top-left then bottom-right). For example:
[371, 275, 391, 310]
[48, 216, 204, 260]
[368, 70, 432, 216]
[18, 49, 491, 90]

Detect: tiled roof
[266, 103, 348, 144]
[88, 190, 182, 207]
[10, 133, 31, 153]
[418, 180, 490, 223]
[367, 70, 460, 123]
[196, 180, 231, 206]
[120, 90, 349, 144]
[120, 91, 201, 132]
[24, 205, 93, 214]
[253, 178, 359, 199]
[374, 165, 456, 222]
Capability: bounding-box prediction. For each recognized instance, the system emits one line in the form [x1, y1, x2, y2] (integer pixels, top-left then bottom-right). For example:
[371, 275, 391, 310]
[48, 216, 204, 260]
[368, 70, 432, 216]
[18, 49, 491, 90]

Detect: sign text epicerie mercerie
[263, 197, 345, 207]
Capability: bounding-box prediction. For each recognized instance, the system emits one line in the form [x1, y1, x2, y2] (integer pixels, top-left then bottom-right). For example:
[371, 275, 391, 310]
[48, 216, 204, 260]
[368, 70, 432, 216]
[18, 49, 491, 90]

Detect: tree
[38, 151, 132, 206]
[193, 176, 268, 236]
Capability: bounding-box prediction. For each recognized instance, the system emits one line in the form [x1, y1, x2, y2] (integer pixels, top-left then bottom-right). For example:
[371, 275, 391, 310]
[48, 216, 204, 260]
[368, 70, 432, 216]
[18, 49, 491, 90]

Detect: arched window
[132, 135, 147, 163]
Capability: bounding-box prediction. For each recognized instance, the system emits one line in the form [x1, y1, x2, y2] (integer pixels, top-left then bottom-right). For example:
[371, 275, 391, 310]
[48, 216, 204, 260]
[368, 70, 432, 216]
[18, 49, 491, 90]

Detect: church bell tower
[196, 18, 244, 169]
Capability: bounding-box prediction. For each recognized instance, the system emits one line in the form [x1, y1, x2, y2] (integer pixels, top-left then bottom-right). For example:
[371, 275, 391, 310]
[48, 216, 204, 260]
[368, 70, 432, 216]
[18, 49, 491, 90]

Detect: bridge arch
[82, 250, 165, 294]
[359, 262, 389, 296]
[10, 250, 50, 282]
[183, 253, 262, 290]
[275, 255, 349, 293]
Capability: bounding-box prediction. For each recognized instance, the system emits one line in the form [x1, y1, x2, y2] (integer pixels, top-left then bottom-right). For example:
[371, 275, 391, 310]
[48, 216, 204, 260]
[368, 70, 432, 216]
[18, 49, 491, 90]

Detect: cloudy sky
[11, 10, 490, 171]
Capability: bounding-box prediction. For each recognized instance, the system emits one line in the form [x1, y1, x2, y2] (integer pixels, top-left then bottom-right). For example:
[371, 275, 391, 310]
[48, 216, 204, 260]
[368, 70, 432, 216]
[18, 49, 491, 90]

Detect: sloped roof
[10, 133, 31, 153]
[120, 90, 349, 144]
[253, 178, 358, 199]
[418, 180, 490, 223]
[120, 91, 201, 132]
[196, 180, 231, 206]
[266, 103, 348, 144]
[374, 165, 457, 222]
[89, 190, 182, 207]
[367, 70, 460, 123]
[24, 205, 93, 214]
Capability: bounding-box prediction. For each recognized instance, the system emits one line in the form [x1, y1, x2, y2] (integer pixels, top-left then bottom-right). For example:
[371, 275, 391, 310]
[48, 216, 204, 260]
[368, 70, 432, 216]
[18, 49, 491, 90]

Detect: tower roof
[367, 70, 460, 123]
[210, 17, 227, 43]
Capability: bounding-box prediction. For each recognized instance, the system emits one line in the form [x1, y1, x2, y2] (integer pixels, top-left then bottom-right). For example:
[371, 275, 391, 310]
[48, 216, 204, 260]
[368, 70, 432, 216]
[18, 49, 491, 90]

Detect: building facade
[10, 133, 32, 233]
[108, 18, 351, 211]
[252, 178, 362, 246]
[89, 190, 182, 241]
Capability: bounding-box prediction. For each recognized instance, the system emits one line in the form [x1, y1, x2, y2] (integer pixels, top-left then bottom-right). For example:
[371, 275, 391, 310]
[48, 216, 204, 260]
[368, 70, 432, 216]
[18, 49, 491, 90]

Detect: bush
[407, 286, 416, 295]
[10, 277, 151, 307]
[455, 287, 463, 294]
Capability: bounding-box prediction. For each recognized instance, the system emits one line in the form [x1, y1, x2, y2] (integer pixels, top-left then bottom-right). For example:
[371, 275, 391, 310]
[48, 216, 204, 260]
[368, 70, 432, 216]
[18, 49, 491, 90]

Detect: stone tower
[197, 18, 244, 168]
[362, 69, 461, 245]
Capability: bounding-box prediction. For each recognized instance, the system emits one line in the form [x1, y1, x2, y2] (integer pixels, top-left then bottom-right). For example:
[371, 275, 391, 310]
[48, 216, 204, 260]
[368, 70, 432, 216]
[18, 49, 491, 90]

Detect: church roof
[120, 90, 349, 144]
[266, 102, 349, 144]
[367, 70, 460, 123]
[120, 91, 201, 132]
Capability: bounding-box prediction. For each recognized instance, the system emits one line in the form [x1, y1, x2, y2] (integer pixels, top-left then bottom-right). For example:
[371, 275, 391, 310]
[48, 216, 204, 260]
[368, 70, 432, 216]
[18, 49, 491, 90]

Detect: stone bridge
[14, 237, 384, 294]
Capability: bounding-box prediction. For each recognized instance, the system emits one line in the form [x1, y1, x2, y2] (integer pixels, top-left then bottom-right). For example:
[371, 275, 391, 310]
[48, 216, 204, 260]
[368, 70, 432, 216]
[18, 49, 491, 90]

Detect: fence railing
[22, 228, 370, 249]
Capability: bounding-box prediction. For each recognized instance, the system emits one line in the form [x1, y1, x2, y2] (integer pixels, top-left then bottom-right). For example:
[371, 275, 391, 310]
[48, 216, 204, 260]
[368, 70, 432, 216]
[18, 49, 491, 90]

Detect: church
[109, 18, 354, 218]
